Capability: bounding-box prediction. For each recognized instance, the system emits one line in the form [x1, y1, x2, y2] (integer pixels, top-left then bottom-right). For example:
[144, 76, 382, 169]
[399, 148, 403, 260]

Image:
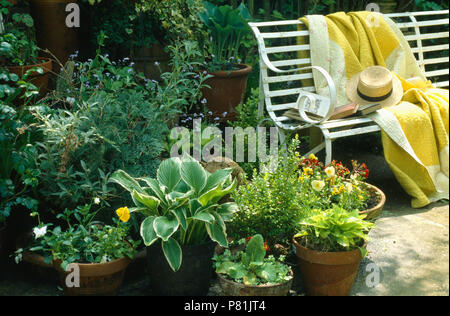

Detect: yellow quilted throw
[372, 77, 449, 208]
[299, 11, 449, 207]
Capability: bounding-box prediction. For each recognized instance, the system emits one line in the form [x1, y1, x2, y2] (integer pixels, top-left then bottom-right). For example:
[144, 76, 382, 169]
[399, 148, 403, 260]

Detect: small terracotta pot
[359, 182, 386, 220]
[217, 269, 293, 296]
[53, 257, 131, 296]
[293, 238, 363, 296]
[202, 64, 252, 121]
[7, 57, 52, 96]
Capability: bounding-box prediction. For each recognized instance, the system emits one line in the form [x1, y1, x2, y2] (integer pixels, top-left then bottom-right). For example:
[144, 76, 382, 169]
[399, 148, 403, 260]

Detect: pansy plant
[110, 154, 238, 272]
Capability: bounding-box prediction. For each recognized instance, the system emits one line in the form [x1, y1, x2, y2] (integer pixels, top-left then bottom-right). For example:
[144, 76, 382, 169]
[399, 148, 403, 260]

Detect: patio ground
[0, 138, 448, 296]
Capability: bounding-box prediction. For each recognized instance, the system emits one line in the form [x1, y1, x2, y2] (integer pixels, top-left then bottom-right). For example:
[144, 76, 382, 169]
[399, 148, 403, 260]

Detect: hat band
[357, 88, 393, 102]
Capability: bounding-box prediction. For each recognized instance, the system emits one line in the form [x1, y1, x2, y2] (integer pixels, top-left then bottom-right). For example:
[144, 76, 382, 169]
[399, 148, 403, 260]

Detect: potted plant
[198, 1, 252, 121]
[292, 205, 374, 296]
[229, 137, 311, 254]
[0, 1, 51, 96]
[16, 204, 140, 296]
[132, 0, 207, 80]
[110, 154, 239, 295]
[213, 234, 293, 296]
[297, 155, 385, 220]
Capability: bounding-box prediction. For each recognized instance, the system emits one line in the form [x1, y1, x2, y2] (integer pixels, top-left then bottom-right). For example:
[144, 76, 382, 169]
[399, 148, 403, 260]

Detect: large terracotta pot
[359, 182, 386, 221]
[29, 0, 79, 72]
[293, 238, 363, 296]
[54, 257, 131, 296]
[7, 57, 52, 96]
[217, 269, 293, 296]
[202, 64, 252, 121]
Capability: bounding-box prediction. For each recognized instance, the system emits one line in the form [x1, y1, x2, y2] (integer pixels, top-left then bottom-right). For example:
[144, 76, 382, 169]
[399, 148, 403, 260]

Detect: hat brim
[346, 71, 403, 108]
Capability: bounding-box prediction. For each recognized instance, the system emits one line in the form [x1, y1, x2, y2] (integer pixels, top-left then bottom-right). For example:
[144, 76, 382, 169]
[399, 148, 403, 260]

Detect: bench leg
[324, 136, 332, 166]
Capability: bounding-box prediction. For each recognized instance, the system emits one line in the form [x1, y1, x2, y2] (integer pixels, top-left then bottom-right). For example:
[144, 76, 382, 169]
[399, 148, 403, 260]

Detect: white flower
[66, 97, 75, 105]
[94, 197, 100, 205]
[345, 183, 353, 193]
[351, 173, 358, 180]
[33, 226, 47, 239]
[311, 180, 325, 192]
[325, 166, 336, 178]
[101, 255, 111, 263]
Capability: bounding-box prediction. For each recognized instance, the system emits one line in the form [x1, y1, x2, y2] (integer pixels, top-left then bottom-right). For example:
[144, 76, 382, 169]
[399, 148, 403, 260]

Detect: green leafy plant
[199, 1, 252, 71]
[0, 0, 40, 66]
[0, 102, 40, 226]
[136, 0, 207, 45]
[229, 136, 310, 248]
[110, 154, 238, 272]
[17, 204, 140, 270]
[213, 234, 292, 286]
[296, 155, 372, 212]
[294, 205, 374, 257]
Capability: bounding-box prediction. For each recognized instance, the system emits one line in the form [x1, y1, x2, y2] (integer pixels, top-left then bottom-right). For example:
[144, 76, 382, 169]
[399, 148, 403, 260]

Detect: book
[328, 102, 359, 120]
[356, 103, 382, 116]
[284, 102, 359, 121]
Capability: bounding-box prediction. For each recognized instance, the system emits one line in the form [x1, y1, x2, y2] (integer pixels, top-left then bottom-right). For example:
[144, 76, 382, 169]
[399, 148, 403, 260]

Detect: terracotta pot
[359, 182, 386, 221]
[53, 257, 131, 296]
[29, 0, 79, 72]
[132, 43, 171, 81]
[293, 238, 363, 296]
[217, 269, 293, 296]
[7, 57, 52, 96]
[202, 64, 252, 121]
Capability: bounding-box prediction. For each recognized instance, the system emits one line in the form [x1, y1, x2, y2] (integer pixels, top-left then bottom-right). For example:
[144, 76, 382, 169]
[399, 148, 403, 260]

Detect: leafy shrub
[0, 1, 40, 66]
[229, 136, 310, 248]
[213, 234, 292, 286]
[0, 104, 40, 224]
[136, 0, 207, 45]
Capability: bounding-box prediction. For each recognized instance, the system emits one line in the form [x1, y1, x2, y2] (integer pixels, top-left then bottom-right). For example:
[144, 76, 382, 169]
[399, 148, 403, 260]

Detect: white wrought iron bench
[249, 10, 449, 165]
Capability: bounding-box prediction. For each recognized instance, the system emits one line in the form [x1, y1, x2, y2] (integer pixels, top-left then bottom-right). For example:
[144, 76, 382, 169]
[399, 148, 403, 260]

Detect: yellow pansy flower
[116, 207, 130, 223]
[324, 166, 336, 178]
[303, 167, 314, 176]
[311, 180, 325, 192]
[345, 183, 353, 193]
[308, 153, 318, 160]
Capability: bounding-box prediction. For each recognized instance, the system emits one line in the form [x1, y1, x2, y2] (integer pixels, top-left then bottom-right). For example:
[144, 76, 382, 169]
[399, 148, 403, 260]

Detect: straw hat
[346, 66, 403, 107]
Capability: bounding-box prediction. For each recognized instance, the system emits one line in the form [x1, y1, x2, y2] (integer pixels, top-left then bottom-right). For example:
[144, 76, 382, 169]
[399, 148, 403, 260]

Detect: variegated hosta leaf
[156, 157, 181, 192]
[153, 215, 179, 242]
[162, 238, 182, 272]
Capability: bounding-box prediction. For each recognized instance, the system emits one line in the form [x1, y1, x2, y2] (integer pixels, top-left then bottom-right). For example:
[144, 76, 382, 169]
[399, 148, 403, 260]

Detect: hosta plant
[213, 234, 292, 286]
[199, 1, 252, 72]
[294, 205, 375, 257]
[110, 154, 238, 272]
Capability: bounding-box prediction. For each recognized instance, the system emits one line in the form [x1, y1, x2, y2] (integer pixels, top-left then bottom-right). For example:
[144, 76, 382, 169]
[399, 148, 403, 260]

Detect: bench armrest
[295, 66, 338, 125]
